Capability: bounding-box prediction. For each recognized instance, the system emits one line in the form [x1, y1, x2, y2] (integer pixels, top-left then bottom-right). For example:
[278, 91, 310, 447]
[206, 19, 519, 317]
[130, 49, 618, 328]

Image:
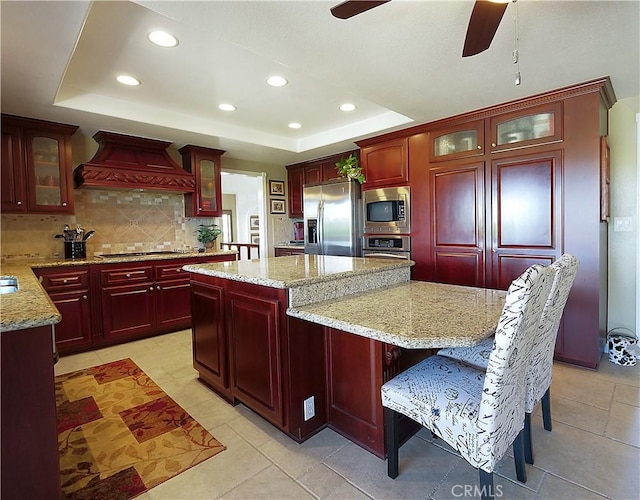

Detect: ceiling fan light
[218, 103, 237, 111]
[288, 122, 302, 129]
[340, 103, 356, 112]
[267, 76, 288, 87]
[148, 30, 179, 48]
[116, 75, 140, 86]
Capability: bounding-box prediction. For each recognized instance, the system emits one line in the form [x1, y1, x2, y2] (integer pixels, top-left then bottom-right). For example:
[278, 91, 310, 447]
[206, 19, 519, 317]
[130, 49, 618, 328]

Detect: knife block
[64, 241, 86, 259]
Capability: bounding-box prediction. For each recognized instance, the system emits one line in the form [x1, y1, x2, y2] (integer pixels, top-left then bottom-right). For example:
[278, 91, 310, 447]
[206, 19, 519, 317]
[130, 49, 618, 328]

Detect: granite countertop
[0, 250, 236, 333]
[184, 254, 413, 289]
[287, 281, 507, 349]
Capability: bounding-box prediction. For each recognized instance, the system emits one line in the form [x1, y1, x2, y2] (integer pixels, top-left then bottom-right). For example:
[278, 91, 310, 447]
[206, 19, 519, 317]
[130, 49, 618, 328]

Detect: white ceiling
[1, 0, 638, 166]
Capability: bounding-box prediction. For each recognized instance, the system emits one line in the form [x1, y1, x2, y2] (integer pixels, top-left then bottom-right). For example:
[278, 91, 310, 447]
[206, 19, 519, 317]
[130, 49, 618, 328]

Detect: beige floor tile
[536, 472, 608, 499]
[55, 351, 102, 375]
[551, 365, 615, 410]
[605, 401, 640, 447]
[494, 451, 545, 492]
[298, 463, 356, 499]
[540, 396, 609, 435]
[220, 464, 314, 499]
[613, 382, 640, 407]
[325, 481, 372, 499]
[591, 356, 640, 388]
[186, 395, 244, 433]
[529, 419, 639, 499]
[325, 439, 458, 499]
[227, 403, 287, 447]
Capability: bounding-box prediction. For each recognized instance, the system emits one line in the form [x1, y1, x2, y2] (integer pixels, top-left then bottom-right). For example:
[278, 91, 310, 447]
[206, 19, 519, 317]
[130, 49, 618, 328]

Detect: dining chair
[381, 264, 554, 500]
[437, 254, 579, 465]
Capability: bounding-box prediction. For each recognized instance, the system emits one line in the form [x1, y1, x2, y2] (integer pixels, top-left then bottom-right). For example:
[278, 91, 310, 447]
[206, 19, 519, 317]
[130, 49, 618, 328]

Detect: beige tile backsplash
[1, 189, 210, 261]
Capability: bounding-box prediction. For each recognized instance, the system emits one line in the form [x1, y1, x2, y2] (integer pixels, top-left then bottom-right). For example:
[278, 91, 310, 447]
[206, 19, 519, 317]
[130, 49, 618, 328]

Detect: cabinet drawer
[35, 267, 89, 292]
[100, 265, 153, 286]
[155, 262, 192, 281]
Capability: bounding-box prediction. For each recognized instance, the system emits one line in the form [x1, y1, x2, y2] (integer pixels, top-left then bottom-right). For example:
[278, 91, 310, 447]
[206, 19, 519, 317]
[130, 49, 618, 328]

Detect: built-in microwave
[363, 186, 410, 234]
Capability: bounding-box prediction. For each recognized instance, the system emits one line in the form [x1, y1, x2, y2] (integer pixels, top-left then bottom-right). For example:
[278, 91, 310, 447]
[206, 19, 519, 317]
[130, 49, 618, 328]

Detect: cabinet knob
[63, 279, 68, 284]
[82, 295, 88, 300]
[17, 201, 22, 205]
[126, 273, 131, 278]
[150, 286, 154, 291]
[62, 202, 67, 207]
[492, 143, 496, 147]
[176, 268, 181, 272]
[157, 285, 161, 290]
[477, 145, 482, 149]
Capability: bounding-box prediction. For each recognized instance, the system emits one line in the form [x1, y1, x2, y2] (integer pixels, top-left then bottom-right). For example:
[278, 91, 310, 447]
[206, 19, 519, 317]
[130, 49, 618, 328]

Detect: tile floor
[55, 330, 640, 500]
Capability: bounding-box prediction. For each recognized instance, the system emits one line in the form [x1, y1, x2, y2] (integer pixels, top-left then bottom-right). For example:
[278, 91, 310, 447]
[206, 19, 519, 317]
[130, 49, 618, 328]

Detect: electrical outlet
[303, 396, 315, 421]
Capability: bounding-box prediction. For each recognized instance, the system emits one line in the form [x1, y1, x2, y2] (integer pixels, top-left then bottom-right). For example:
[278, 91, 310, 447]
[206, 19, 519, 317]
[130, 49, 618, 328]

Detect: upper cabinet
[179, 145, 225, 217]
[490, 102, 562, 153]
[1, 114, 78, 214]
[429, 120, 484, 163]
[357, 137, 408, 189]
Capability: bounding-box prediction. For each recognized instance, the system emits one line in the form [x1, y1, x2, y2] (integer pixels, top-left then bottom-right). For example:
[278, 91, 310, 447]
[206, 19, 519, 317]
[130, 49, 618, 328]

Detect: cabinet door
[305, 164, 322, 184]
[24, 131, 73, 213]
[101, 282, 155, 338]
[49, 289, 92, 353]
[326, 328, 385, 457]
[1, 125, 26, 212]
[322, 160, 341, 181]
[191, 281, 231, 401]
[227, 289, 283, 427]
[489, 151, 562, 289]
[287, 166, 305, 218]
[180, 145, 224, 217]
[490, 102, 562, 153]
[418, 161, 486, 286]
[155, 278, 192, 331]
[430, 120, 484, 163]
[360, 137, 409, 189]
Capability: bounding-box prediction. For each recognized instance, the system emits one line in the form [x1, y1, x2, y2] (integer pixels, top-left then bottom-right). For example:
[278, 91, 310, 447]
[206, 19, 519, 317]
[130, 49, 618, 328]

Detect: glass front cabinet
[179, 145, 225, 217]
[1, 114, 77, 214]
[429, 120, 484, 162]
[490, 102, 562, 152]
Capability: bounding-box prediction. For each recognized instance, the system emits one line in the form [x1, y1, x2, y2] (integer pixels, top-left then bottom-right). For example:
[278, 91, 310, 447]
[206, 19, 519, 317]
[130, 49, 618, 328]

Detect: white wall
[608, 97, 639, 336]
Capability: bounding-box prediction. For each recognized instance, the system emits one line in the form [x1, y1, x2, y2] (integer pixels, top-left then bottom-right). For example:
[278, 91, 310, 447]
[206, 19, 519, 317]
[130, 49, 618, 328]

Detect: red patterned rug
[55, 358, 225, 499]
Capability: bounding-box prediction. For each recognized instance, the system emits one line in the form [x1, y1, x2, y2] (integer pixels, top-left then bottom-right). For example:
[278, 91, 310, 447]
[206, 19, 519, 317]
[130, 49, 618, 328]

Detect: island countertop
[288, 281, 506, 349]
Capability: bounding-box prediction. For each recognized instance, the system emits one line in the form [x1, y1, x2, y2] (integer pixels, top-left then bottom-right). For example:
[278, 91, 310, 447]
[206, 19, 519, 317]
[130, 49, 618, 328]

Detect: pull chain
[513, 0, 521, 85]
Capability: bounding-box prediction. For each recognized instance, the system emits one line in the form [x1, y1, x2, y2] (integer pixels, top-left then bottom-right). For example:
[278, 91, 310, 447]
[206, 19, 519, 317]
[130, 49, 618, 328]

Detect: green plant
[196, 224, 222, 244]
[335, 154, 365, 184]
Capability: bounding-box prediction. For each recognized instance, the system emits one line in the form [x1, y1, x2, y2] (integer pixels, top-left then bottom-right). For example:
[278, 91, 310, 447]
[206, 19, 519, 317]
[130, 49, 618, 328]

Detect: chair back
[526, 254, 579, 411]
[477, 264, 554, 462]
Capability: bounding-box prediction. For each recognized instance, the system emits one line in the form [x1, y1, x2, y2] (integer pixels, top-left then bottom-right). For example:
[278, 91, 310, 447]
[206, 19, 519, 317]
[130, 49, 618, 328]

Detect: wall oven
[363, 186, 410, 234]
[362, 235, 411, 260]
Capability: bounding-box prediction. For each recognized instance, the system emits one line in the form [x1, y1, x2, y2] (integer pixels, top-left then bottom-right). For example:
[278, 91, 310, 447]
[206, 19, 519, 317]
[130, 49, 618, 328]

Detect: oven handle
[363, 252, 410, 260]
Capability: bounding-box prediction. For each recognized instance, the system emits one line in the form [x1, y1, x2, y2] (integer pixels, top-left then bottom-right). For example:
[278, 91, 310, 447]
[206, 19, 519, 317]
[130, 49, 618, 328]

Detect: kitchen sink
[0, 276, 19, 294]
[98, 251, 181, 258]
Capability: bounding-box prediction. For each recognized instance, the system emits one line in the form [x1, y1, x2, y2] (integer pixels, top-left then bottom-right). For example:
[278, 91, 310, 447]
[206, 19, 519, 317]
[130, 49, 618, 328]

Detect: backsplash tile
[1, 189, 211, 261]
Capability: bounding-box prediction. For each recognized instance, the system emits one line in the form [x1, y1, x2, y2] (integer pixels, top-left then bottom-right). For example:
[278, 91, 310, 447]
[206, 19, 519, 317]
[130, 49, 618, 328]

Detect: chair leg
[523, 412, 534, 465]
[512, 428, 527, 483]
[479, 469, 495, 500]
[542, 387, 552, 431]
[384, 407, 400, 479]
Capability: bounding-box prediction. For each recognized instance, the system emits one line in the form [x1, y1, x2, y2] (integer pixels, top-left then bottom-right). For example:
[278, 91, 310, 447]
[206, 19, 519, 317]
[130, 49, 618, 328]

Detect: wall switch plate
[303, 396, 315, 421]
[613, 217, 632, 232]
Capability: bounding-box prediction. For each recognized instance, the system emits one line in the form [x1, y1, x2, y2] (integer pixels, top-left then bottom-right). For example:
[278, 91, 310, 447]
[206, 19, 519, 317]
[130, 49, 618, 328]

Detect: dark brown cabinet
[274, 247, 305, 257]
[429, 120, 485, 163]
[180, 145, 225, 217]
[1, 114, 77, 214]
[34, 266, 93, 354]
[490, 102, 562, 153]
[357, 137, 409, 189]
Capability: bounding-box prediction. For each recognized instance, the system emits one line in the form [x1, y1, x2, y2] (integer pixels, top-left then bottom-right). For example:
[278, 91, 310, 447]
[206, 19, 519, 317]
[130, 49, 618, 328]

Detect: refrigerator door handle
[318, 200, 324, 254]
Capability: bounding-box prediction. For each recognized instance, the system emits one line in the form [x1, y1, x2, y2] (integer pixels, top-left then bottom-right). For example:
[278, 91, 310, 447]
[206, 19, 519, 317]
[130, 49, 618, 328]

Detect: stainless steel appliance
[363, 186, 410, 234]
[363, 235, 411, 260]
[304, 179, 362, 256]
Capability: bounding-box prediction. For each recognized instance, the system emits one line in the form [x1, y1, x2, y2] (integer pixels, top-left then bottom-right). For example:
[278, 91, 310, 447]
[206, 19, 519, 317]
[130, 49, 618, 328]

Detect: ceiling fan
[330, 0, 510, 57]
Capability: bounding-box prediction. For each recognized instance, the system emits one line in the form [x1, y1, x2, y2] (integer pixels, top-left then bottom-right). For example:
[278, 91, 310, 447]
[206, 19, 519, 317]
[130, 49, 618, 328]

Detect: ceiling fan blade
[330, 0, 390, 20]
[462, 0, 509, 57]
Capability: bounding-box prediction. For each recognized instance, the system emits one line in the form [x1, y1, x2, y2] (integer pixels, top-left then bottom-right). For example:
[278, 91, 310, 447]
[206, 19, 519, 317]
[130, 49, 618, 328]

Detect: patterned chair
[381, 264, 554, 500]
[437, 254, 579, 464]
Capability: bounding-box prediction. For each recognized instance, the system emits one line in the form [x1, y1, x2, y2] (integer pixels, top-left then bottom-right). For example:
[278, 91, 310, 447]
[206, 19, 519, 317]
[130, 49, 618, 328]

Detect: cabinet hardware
[149, 286, 154, 291]
[82, 295, 87, 300]
[16, 201, 22, 205]
[126, 273, 131, 278]
[156, 286, 161, 290]
[62, 202, 67, 207]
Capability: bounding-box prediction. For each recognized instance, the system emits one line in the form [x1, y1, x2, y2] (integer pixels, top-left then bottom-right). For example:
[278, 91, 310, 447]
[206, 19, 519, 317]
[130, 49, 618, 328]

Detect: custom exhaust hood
[74, 131, 195, 193]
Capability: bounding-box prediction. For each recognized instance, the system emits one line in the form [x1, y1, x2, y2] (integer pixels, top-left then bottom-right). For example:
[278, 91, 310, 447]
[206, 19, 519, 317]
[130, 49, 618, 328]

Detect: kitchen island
[186, 255, 506, 457]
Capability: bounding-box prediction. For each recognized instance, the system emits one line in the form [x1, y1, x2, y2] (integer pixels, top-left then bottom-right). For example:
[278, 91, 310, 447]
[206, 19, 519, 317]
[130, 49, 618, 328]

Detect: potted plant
[335, 153, 365, 184]
[196, 223, 222, 250]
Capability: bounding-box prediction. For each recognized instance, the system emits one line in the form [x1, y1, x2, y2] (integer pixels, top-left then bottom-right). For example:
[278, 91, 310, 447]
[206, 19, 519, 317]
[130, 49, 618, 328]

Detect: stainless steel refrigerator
[303, 179, 362, 256]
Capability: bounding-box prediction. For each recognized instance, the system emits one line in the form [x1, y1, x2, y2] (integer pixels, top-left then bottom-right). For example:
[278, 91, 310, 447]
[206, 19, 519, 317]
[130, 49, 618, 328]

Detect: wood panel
[360, 137, 409, 189]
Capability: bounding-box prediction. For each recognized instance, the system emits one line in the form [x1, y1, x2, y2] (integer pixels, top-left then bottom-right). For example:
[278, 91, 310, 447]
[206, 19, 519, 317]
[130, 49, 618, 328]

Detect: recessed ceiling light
[218, 103, 237, 111]
[340, 103, 356, 112]
[147, 30, 179, 48]
[288, 122, 302, 129]
[116, 75, 140, 86]
[267, 75, 288, 87]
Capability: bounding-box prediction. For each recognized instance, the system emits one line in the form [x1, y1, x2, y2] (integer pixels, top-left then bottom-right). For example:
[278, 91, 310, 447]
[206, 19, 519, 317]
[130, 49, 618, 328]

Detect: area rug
[55, 358, 226, 499]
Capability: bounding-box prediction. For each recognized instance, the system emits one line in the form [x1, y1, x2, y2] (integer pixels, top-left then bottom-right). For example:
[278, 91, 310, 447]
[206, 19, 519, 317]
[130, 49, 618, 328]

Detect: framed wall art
[269, 180, 285, 196]
[249, 215, 259, 231]
[270, 198, 286, 214]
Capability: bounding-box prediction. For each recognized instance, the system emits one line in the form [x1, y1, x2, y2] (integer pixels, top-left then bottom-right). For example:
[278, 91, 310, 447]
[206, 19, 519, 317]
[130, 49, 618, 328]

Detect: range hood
[74, 131, 195, 193]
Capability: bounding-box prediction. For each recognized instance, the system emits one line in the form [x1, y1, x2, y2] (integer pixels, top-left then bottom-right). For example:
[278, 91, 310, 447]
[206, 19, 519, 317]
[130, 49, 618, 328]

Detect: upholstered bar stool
[381, 264, 554, 500]
[437, 254, 579, 465]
